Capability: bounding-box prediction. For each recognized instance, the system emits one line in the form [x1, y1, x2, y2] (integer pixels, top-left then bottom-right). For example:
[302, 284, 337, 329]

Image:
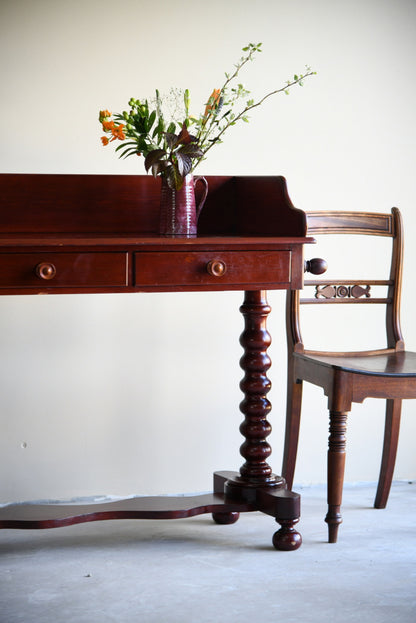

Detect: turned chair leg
[282, 376, 303, 490]
[325, 409, 348, 543]
[374, 399, 402, 509]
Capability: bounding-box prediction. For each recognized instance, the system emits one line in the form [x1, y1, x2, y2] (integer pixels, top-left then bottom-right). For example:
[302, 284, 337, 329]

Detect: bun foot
[212, 512, 240, 525]
[272, 519, 302, 551]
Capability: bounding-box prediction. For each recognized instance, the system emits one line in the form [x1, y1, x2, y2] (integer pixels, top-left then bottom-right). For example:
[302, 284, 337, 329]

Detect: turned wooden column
[238, 289, 275, 484]
[325, 410, 348, 543]
[217, 291, 302, 549]
[226, 290, 284, 500]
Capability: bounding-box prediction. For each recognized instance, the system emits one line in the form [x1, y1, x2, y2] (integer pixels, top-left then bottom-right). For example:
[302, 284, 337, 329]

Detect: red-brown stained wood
[283, 208, 416, 544]
[0, 174, 311, 551]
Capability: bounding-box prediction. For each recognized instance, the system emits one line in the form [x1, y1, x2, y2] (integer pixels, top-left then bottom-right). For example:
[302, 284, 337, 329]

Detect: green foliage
[99, 43, 316, 189]
[144, 124, 203, 188]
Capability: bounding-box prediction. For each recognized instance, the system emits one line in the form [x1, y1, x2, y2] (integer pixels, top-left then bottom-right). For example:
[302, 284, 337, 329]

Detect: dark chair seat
[296, 350, 416, 376]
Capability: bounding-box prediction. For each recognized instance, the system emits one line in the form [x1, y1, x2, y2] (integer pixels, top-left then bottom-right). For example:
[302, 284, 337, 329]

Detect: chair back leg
[374, 398, 402, 509]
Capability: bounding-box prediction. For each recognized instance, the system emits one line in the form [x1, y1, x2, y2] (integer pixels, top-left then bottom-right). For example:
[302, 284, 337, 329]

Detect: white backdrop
[0, 0, 415, 501]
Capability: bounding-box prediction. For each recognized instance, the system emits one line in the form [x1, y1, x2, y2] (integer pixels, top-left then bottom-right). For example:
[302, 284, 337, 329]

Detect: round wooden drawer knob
[206, 259, 227, 277]
[35, 262, 57, 280]
[304, 257, 328, 275]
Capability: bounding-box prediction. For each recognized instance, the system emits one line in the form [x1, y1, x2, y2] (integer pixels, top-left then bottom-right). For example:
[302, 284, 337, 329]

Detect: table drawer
[134, 250, 291, 287]
[0, 253, 128, 288]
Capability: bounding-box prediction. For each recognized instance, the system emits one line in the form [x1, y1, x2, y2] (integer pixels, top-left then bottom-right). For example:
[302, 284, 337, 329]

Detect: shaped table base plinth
[0, 471, 301, 551]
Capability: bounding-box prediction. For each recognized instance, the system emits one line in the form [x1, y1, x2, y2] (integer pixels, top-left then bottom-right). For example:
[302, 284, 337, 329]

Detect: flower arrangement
[99, 43, 315, 190]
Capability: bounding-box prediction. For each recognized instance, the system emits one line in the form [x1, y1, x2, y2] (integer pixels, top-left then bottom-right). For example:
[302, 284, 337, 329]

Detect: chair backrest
[286, 208, 404, 356]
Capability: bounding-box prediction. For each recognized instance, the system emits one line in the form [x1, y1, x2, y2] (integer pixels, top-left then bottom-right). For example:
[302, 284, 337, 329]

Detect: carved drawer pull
[35, 262, 57, 280]
[206, 259, 227, 277]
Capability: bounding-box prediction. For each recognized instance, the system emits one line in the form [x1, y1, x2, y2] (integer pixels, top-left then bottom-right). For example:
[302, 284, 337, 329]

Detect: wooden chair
[282, 208, 416, 543]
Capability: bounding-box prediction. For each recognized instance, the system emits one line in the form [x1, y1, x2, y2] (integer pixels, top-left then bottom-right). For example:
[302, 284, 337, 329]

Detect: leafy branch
[194, 56, 316, 163]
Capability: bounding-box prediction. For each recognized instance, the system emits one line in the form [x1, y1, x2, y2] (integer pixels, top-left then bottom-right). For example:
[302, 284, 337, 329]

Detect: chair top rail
[306, 211, 394, 236]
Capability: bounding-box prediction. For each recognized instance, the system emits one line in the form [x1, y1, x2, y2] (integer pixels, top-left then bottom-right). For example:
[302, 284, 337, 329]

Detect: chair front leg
[325, 409, 348, 543]
[374, 398, 402, 509]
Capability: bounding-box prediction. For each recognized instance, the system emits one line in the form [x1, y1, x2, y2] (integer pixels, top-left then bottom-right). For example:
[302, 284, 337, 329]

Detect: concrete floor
[0, 481, 415, 623]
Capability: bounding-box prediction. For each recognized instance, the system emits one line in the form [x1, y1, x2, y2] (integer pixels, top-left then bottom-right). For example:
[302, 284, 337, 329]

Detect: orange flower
[100, 119, 125, 144]
[102, 119, 115, 132]
[99, 110, 112, 124]
[203, 88, 221, 119]
[111, 123, 126, 141]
